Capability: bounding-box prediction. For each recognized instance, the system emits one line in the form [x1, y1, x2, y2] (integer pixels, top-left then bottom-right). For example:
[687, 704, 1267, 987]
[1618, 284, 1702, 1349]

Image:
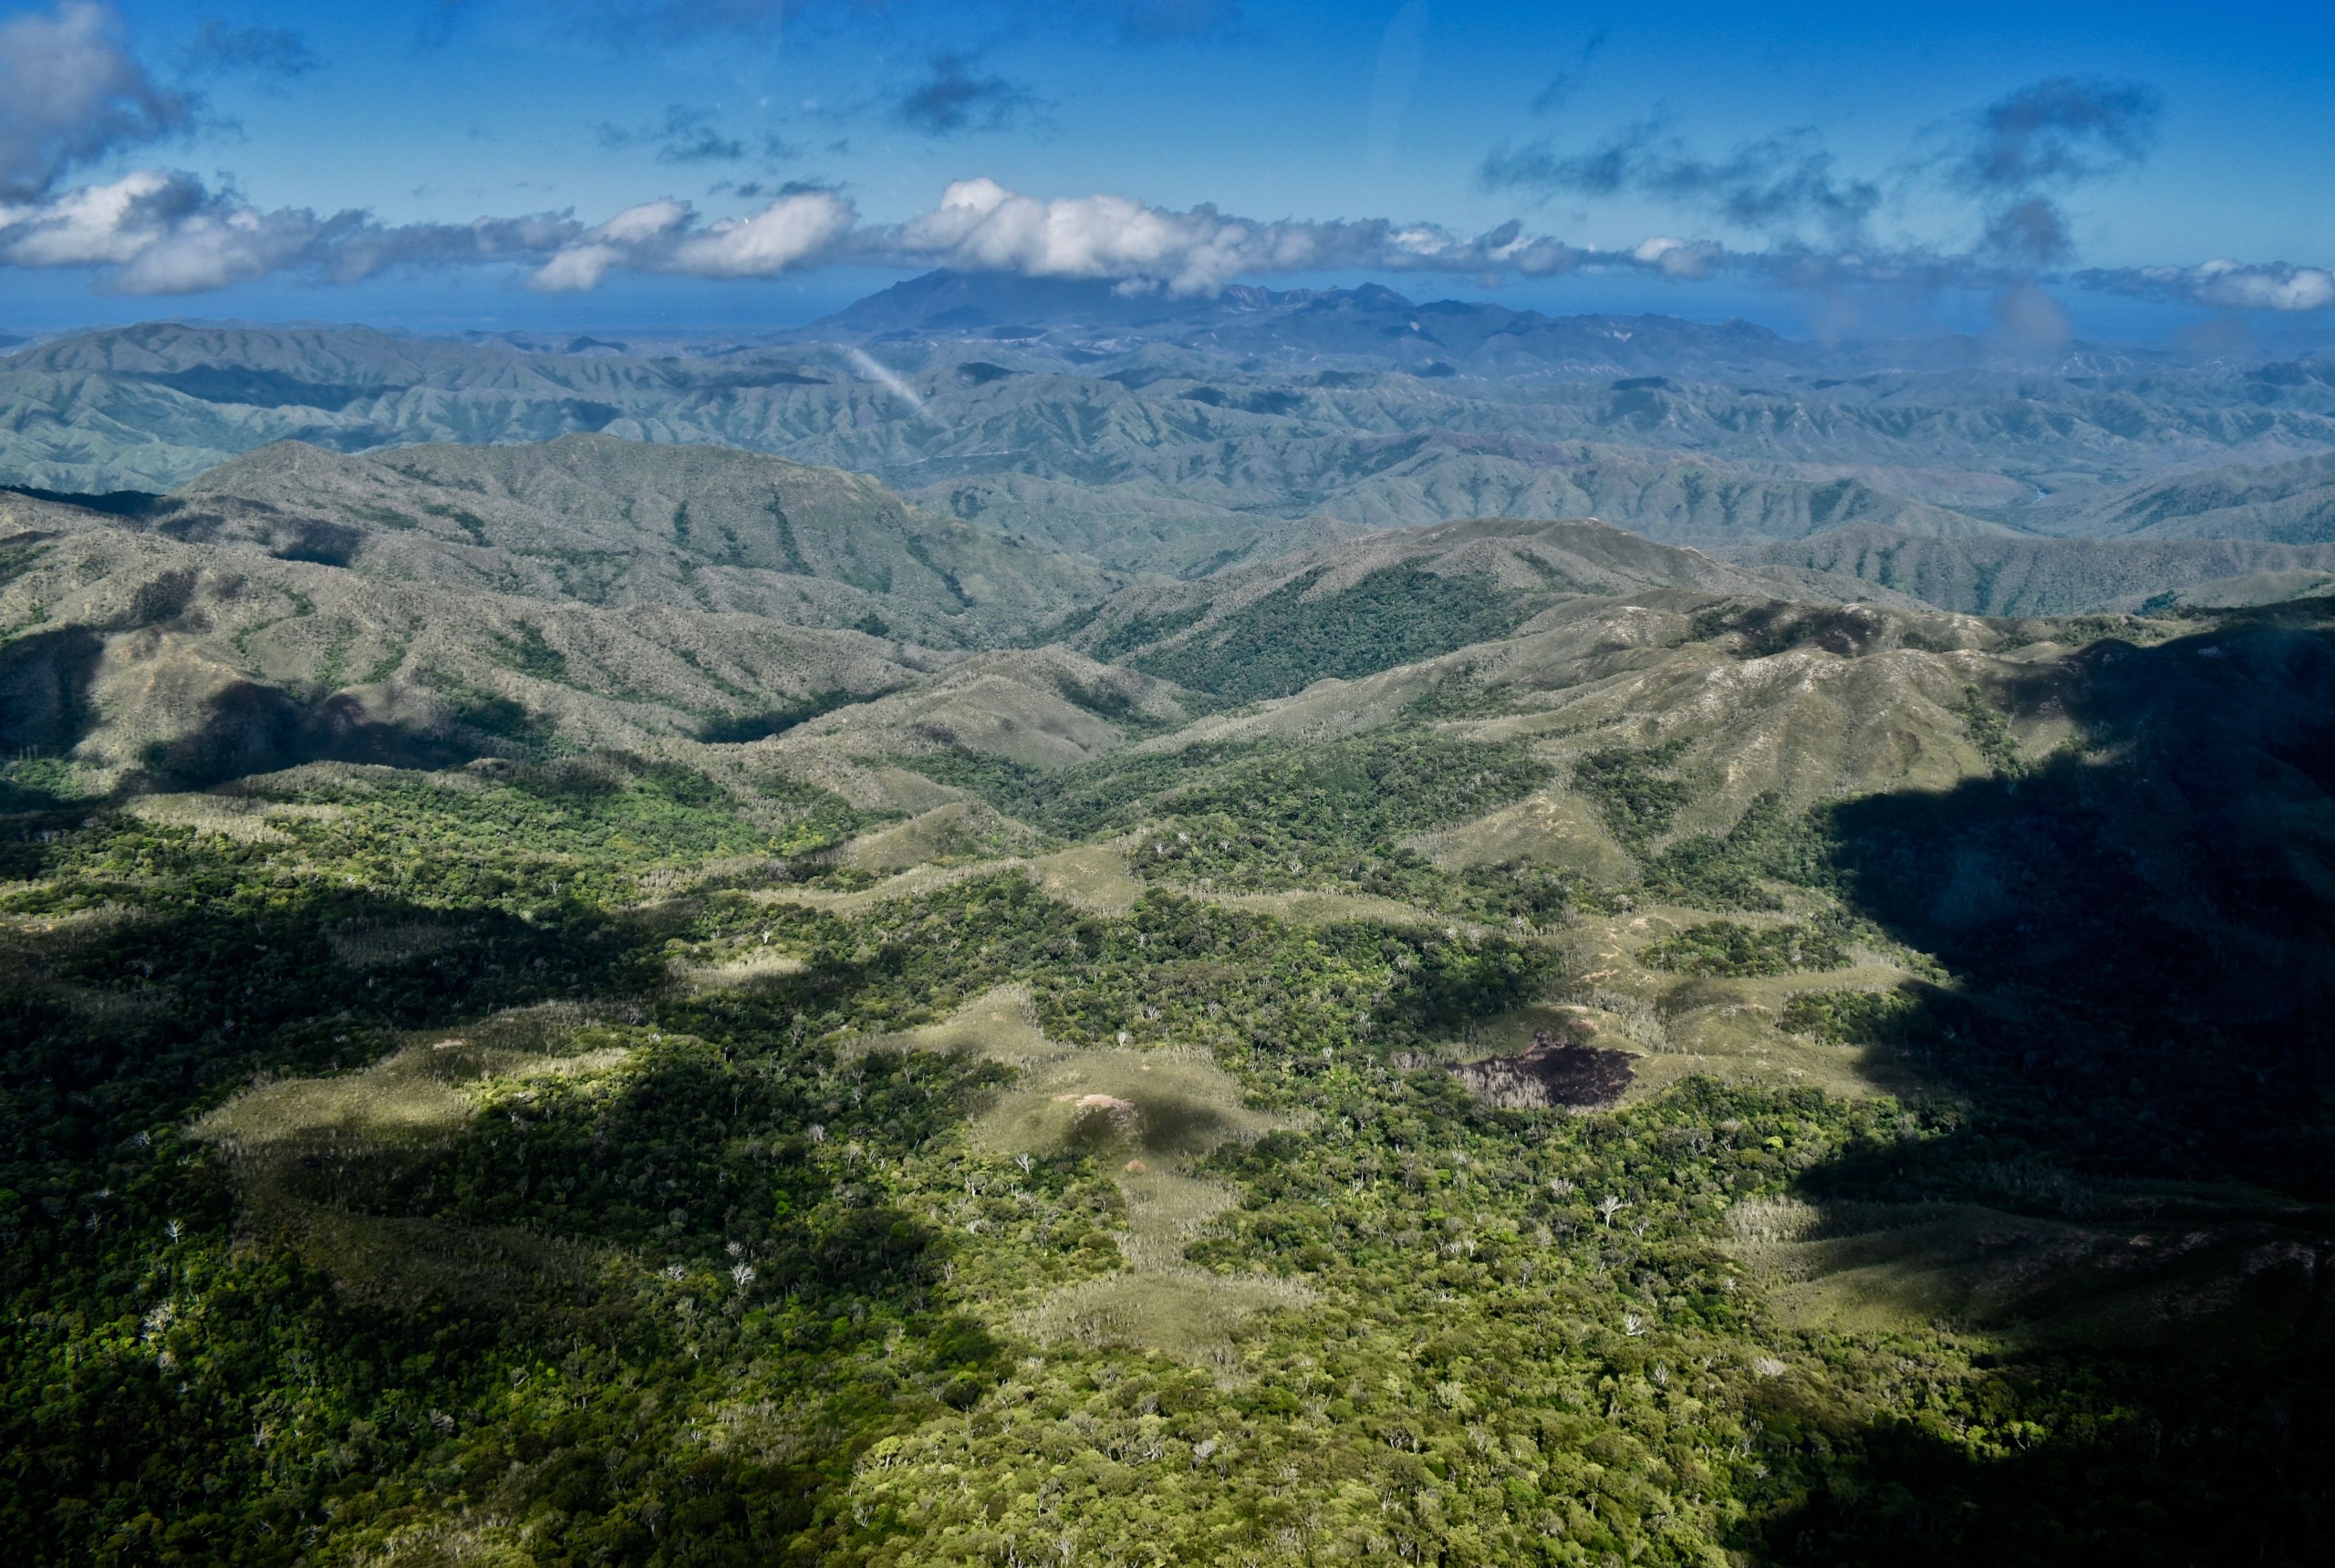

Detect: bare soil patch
[1451, 1026, 1635, 1109]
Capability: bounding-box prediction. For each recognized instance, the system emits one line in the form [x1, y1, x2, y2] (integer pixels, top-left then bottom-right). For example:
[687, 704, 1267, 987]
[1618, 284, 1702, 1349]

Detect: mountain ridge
[141, 433, 1121, 648]
[1741, 523, 2335, 615]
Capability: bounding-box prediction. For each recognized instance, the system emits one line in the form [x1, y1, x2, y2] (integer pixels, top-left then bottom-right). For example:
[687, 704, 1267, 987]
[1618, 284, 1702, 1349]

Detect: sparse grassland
[851, 988, 1302, 1357]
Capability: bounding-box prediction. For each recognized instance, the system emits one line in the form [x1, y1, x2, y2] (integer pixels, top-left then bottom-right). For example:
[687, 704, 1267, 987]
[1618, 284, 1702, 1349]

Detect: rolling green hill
[7, 518, 2332, 1563]
[1060, 514, 1928, 702]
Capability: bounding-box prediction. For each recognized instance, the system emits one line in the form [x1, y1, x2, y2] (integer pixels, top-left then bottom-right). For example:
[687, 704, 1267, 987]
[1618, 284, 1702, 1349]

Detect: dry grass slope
[193, 1005, 635, 1304]
[851, 987, 1309, 1358]
[1727, 1195, 2335, 1351]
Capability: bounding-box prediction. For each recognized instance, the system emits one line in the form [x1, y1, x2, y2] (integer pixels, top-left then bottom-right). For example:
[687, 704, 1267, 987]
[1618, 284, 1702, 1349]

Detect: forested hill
[1053, 514, 1929, 703]
[6, 428, 2335, 1559]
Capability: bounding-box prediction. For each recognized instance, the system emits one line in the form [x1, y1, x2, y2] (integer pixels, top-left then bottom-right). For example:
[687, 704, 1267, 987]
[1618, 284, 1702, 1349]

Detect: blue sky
[1, 1, 2329, 337]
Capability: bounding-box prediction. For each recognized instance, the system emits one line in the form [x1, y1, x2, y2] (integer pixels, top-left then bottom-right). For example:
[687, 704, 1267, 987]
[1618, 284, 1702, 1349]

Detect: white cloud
[111, 202, 338, 294]
[0, 167, 191, 266]
[0, 169, 358, 294]
[2177, 260, 2335, 313]
[0, 2, 189, 200]
[669, 191, 854, 278]
[0, 170, 576, 295]
[890, 178, 1230, 291]
[1630, 235, 1721, 279]
[2075, 259, 2335, 313]
[0, 164, 2325, 327]
[0, 169, 337, 293]
[530, 243, 627, 293]
[527, 190, 852, 289]
[869, 177, 1593, 295]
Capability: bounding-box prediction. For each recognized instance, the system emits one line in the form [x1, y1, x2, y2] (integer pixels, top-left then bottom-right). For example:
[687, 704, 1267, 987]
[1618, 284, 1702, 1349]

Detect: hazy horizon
[1, 3, 2330, 348]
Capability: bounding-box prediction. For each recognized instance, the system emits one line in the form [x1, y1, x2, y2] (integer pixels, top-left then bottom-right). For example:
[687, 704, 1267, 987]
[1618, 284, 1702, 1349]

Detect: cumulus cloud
[1, 164, 2325, 321]
[514, 178, 1619, 295]
[0, 2, 191, 201]
[2077, 259, 2335, 314]
[0, 169, 1609, 297]
[1628, 235, 1724, 280]
[528, 188, 852, 290]
[890, 53, 1044, 137]
[181, 19, 319, 79]
[867, 176, 1592, 296]
[0, 169, 576, 294]
[0, 171, 362, 291]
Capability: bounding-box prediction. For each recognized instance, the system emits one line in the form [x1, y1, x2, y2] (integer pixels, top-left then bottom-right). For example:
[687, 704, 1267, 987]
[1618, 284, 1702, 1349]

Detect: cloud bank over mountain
[0, 5, 2324, 318]
[6, 160, 2329, 315]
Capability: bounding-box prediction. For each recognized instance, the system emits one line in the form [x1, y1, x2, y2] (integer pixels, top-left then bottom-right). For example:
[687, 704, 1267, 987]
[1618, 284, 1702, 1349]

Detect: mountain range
[7, 281, 2335, 1565]
[5, 284, 2335, 602]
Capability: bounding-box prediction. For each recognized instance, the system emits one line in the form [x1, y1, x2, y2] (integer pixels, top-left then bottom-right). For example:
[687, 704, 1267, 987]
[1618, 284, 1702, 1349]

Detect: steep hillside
[2065, 450, 2335, 543]
[155, 435, 1118, 647]
[1061, 514, 1924, 701]
[1243, 443, 2011, 543]
[772, 647, 1187, 773]
[900, 471, 1363, 578]
[1743, 524, 2335, 614]
[0, 490, 932, 795]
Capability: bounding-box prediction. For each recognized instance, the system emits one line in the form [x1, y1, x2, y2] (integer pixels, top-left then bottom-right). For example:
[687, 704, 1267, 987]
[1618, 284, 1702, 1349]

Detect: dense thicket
[6, 608, 2335, 1566]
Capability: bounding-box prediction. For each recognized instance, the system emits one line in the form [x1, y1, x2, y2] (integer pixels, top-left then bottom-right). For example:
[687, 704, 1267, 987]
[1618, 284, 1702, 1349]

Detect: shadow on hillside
[0, 627, 104, 745]
[137, 681, 498, 787]
[1823, 609, 2335, 1189]
[2, 886, 657, 1179]
[1749, 1331, 2335, 1566]
[0, 853, 1001, 1564]
[1749, 608, 2335, 1563]
[0, 633, 553, 799]
[1747, 1128, 2335, 1567]
[693, 684, 889, 744]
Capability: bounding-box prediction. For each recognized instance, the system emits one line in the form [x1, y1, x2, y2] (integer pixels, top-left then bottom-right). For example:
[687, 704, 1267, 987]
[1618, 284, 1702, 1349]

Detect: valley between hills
[3, 295, 2333, 1567]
